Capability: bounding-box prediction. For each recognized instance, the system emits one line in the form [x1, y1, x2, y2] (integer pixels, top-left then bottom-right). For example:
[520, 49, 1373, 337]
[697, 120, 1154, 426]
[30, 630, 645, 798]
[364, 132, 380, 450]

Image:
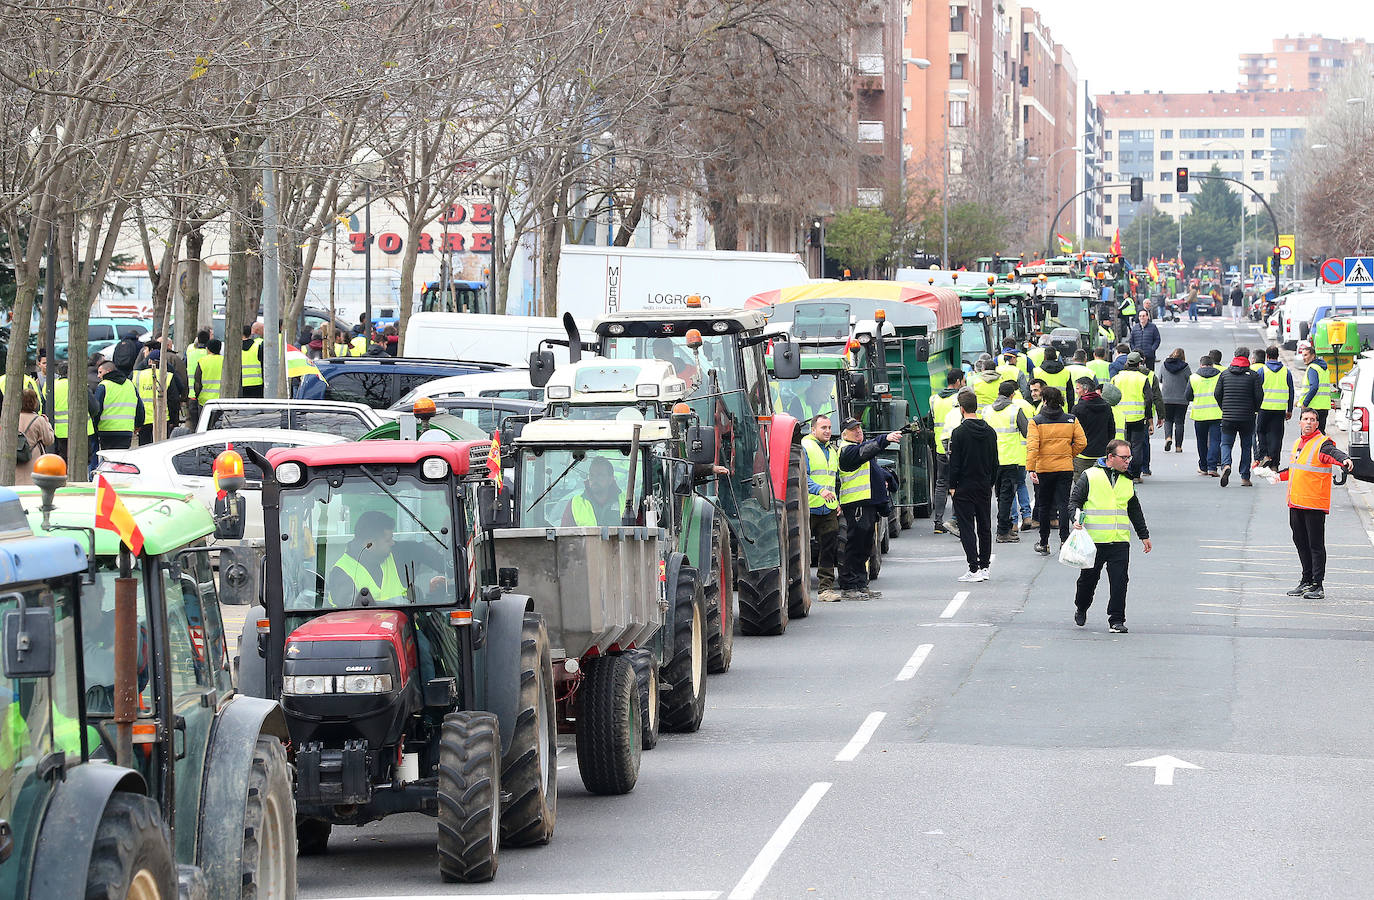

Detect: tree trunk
[396, 213, 427, 347]
[181, 226, 205, 344]
[222, 175, 250, 400]
[59, 213, 92, 480]
[613, 167, 650, 247]
[0, 272, 39, 485]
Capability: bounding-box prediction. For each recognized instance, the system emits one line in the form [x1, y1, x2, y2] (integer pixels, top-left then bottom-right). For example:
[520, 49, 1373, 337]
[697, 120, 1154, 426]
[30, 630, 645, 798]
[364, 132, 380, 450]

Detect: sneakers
[945, 522, 961, 537]
[818, 589, 844, 602]
[841, 589, 869, 601]
[995, 532, 1018, 543]
[976, 568, 990, 582]
[1034, 542, 1050, 556]
[1285, 582, 1311, 597]
[1220, 465, 1232, 487]
[1176, 446, 1184, 453]
[1164, 438, 1172, 452]
[1241, 479, 1253, 487]
[1132, 476, 1143, 484]
[1108, 622, 1129, 633]
[1074, 609, 1086, 627]
[1197, 469, 1210, 476]
[933, 520, 950, 535]
[957, 571, 981, 583]
[1303, 586, 1325, 600]
[862, 588, 882, 599]
[1025, 519, 1040, 531]
[1207, 470, 1219, 477]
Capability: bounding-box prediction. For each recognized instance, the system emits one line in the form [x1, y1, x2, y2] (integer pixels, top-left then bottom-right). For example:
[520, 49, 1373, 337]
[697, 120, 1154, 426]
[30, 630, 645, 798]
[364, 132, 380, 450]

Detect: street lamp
[903, 57, 932, 69]
[351, 147, 385, 338]
[477, 170, 504, 314]
[943, 86, 970, 269]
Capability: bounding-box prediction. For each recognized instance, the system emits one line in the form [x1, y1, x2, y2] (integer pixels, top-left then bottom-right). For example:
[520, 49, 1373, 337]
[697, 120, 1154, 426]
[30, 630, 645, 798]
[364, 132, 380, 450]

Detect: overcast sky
[1026, 1, 1364, 94]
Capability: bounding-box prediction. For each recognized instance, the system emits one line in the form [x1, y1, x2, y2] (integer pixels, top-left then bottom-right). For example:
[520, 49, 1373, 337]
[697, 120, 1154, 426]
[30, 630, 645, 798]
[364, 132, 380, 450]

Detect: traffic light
[1271, 247, 1282, 275]
[1175, 167, 1189, 193]
[1129, 177, 1143, 202]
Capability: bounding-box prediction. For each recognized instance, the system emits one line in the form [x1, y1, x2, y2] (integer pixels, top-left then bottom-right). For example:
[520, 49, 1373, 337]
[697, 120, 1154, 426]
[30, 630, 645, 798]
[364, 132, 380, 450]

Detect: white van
[1275, 287, 1372, 349]
[394, 369, 543, 406]
[401, 312, 585, 366]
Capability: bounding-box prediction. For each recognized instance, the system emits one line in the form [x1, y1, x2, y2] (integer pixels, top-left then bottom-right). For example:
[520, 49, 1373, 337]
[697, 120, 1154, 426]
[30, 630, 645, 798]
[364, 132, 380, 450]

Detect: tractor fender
[29, 763, 149, 900]
[235, 604, 268, 699]
[197, 694, 288, 899]
[480, 591, 536, 758]
[766, 413, 801, 503]
[682, 496, 714, 578]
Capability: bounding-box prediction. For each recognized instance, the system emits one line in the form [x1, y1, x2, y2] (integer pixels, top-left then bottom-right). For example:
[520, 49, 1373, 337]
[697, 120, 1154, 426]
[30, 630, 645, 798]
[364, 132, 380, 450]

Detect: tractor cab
[542, 357, 689, 422]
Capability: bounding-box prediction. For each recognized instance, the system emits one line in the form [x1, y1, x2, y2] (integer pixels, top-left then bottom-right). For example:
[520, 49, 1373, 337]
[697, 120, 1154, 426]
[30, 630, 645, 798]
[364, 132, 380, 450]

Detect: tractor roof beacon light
[31, 453, 68, 529]
[685, 328, 703, 350]
[685, 295, 702, 308]
[213, 449, 246, 495]
[413, 396, 437, 421]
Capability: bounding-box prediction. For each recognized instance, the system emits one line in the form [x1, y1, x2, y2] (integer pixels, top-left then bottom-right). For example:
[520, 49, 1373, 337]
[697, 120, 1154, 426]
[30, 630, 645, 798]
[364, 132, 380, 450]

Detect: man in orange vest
[1277, 407, 1353, 600]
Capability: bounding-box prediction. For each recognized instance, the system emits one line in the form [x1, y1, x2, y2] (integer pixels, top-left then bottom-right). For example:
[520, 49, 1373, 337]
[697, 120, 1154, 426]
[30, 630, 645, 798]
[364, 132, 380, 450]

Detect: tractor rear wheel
[85, 793, 175, 900]
[913, 445, 934, 519]
[784, 441, 812, 620]
[868, 520, 883, 581]
[705, 514, 735, 674]
[241, 735, 296, 899]
[500, 614, 558, 847]
[626, 648, 660, 750]
[296, 819, 332, 856]
[575, 654, 641, 795]
[736, 511, 789, 637]
[437, 711, 501, 883]
[660, 565, 708, 733]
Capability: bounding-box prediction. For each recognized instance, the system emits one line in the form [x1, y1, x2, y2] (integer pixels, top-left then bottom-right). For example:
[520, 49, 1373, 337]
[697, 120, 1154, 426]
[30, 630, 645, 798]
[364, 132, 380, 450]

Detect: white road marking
[1127, 755, 1201, 786]
[883, 555, 968, 563]
[835, 712, 886, 762]
[895, 644, 933, 681]
[940, 591, 969, 618]
[918, 622, 994, 628]
[330, 894, 722, 900]
[727, 782, 832, 900]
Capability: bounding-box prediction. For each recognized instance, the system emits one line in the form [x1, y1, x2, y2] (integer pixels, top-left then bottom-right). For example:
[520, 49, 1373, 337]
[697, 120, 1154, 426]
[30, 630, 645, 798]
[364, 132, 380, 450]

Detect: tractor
[4, 455, 295, 900]
[242, 439, 556, 883]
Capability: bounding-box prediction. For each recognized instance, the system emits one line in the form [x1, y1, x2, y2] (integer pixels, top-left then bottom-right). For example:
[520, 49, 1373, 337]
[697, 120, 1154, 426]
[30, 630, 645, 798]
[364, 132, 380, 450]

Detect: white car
[194, 398, 396, 440]
[94, 428, 347, 540]
[395, 369, 544, 404]
[1342, 354, 1374, 482]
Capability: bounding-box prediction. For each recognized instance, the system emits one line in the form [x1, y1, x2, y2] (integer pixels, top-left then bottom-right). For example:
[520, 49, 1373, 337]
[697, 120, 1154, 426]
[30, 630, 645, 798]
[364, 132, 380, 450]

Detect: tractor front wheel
[437, 711, 501, 883]
[499, 614, 558, 847]
[660, 566, 708, 733]
[784, 440, 812, 620]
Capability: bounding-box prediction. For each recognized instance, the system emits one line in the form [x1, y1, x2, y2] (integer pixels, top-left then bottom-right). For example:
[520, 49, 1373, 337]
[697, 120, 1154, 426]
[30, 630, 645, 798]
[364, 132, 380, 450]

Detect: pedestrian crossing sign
[1249, 265, 1263, 280]
[1344, 257, 1374, 287]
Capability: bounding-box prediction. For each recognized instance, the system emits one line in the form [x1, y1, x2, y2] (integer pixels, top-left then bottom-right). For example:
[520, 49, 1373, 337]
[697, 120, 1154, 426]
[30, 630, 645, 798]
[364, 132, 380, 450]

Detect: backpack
[15, 428, 30, 464]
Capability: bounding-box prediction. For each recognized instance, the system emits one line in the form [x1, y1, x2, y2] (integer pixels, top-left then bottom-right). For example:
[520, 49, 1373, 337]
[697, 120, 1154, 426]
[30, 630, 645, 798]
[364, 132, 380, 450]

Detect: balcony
[858, 121, 886, 145]
[857, 188, 884, 207]
[856, 53, 884, 90]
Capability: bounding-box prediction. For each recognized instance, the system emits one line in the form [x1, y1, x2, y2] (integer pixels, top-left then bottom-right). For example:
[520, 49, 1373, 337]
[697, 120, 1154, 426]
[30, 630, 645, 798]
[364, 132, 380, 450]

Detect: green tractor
[3, 462, 295, 900]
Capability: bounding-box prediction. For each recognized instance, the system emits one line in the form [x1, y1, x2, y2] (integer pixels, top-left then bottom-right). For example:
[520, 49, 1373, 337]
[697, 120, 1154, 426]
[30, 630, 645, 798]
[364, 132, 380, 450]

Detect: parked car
[94, 428, 346, 540]
[193, 398, 396, 440]
[390, 395, 545, 435]
[1342, 353, 1374, 483]
[293, 356, 508, 408]
[54, 317, 152, 361]
[393, 368, 543, 404]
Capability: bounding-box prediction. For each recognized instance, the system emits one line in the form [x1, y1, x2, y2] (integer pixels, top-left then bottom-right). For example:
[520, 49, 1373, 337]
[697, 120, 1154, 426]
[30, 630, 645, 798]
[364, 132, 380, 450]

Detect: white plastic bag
[1058, 528, 1097, 569]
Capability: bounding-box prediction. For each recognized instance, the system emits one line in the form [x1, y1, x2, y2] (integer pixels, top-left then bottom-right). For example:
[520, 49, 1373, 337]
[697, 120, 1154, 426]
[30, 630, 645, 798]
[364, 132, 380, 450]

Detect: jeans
[1163, 403, 1187, 446]
[811, 511, 840, 591]
[994, 464, 1024, 535]
[1219, 417, 1256, 479]
[1075, 540, 1131, 625]
[1035, 471, 1073, 545]
[1124, 420, 1148, 478]
[1188, 302, 1199, 321]
[951, 487, 992, 572]
[839, 504, 878, 590]
[1017, 478, 1032, 520]
[1193, 420, 1221, 472]
[1256, 409, 1287, 463]
[1289, 506, 1328, 586]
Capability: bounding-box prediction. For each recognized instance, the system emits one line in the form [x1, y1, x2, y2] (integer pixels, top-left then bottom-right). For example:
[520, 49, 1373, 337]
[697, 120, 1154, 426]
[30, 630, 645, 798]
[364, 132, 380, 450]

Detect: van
[400, 312, 583, 366]
[1341, 353, 1374, 482]
[1276, 287, 1368, 349]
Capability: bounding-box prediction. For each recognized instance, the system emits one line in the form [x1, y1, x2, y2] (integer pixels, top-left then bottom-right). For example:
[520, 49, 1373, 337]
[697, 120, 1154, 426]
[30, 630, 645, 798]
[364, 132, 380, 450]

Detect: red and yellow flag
[95, 474, 145, 555]
[1111, 229, 1122, 258]
[486, 432, 502, 491]
[1147, 258, 1161, 283]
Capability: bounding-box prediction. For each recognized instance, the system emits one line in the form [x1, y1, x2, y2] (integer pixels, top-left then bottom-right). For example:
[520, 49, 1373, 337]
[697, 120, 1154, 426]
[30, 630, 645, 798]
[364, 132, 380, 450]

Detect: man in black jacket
[948, 390, 999, 582]
[1072, 376, 1114, 476]
[837, 418, 903, 599]
[1127, 311, 1162, 369]
[1213, 345, 1264, 487]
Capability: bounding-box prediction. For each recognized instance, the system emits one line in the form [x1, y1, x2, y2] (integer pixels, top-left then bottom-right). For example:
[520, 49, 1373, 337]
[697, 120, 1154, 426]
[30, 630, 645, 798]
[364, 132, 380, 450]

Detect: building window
[1252, 128, 1265, 138]
[1161, 129, 1173, 139]
[1104, 130, 1112, 140]
[1160, 150, 1173, 160]
[1159, 171, 1171, 182]
[1103, 194, 1112, 204]
[1271, 128, 1289, 140]
[1160, 194, 1173, 203]
[1104, 215, 1112, 225]
[1251, 170, 1264, 181]
[1251, 149, 1266, 159]
[1138, 130, 1154, 140]
[1119, 151, 1134, 164]
[1138, 152, 1153, 163]
[949, 100, 967, 127]
[950, 59, 964, 79]
[1103, 151, 1112, 161]
[1119, 130, 1135, 142]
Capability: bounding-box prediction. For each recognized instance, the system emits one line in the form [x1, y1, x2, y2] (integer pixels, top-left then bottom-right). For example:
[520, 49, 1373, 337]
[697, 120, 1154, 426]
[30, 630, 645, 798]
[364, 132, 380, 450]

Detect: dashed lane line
[895, 644, 933, 681]
[834, 712, 886, 762]
[940, 591, 970, 619]
[329, 894, 723, 900]
[726, 782, 832, 900]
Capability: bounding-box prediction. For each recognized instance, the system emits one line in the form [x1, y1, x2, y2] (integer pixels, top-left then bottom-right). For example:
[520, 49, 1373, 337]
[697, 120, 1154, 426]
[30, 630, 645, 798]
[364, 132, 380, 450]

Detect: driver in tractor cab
[653, 338, 700, 390]
[328, 511, 406, 605]
[564, 458, 626, 526]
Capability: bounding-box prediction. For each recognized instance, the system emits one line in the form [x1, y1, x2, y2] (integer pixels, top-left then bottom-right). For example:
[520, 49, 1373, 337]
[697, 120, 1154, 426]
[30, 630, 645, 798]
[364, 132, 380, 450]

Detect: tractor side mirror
[686, 425, 717, 466]
[849, 374, 869, 400]
[214, 494, 247, 540]
[2, 593, 56, 679]
[528, 349, 556, 387]
[914, 339, 931, 363]
[772, 341, 803, 380]
[477, 482, 512, 529]
[498, 567, 519, 589]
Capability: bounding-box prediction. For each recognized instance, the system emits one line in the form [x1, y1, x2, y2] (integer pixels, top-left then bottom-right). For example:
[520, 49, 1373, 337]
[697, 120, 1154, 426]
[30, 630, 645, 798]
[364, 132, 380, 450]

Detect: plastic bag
[1059, 527, 1097, 569]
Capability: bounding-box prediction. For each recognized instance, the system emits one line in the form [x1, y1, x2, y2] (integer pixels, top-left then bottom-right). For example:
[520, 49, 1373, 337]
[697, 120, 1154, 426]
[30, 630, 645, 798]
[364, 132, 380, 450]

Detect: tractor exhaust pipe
[113, 547, 137, 768]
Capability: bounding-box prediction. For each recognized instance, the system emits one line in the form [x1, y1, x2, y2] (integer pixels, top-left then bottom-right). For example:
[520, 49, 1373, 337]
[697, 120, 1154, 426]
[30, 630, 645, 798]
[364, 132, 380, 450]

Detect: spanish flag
[1147, 258, 1160, 283]
[1111, 229, 1122, 258]
[95, 474, 145, 555]
[486, 433, 502, 491]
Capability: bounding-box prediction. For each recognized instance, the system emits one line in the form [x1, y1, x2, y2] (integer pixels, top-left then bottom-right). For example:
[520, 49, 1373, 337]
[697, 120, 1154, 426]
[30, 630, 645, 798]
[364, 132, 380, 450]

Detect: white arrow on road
[1128, 755, 1202, 785]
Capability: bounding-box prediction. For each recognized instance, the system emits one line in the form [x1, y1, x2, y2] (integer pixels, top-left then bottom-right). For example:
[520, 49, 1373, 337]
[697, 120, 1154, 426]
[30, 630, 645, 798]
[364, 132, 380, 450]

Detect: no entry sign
[1321, 258, 1345, 285]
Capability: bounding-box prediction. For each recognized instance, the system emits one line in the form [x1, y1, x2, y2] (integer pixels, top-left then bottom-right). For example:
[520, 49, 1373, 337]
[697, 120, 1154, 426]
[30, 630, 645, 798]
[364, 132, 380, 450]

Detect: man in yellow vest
[241, 325, 264, 398]
[51, 361, 95, 462]
[969, 358, 1002, 407]
[1276, 407, 1352, 600]
[802, 415, 842, 601]
[93, 360, 144, 452]
[983, 381, 1029, 543]
[1296, 341, 1335, 432]
[1110, 352, 1154, 482]
[134, 351, 186, 445]
[1254, 345, 1293, 469]
[563, 457, 626, 526]
[1033, 347, 1074, 410]
[1068, 439, 1152, 633]
[929, 368, 967, 536]
[1186, 353, 1224, 476]
[328, 511, 407, 605]
[837, 417, 903, 599]
[184, 329, 210, 424]
[193, 339, 224, 405]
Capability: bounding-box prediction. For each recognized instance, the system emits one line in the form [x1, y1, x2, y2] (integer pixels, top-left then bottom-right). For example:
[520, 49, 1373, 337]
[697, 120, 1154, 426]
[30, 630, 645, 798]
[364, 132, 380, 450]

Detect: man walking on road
[1026, 386, 1087, 556]
[1069, 439, 1152, 633]
[1127, 311, 1162, 370]
[1214, 346, 1264, 487]
[1276, 408, 1353, 600]
[837, 418, 903, 600]
[1296, 341, 1335, 432]
[802, 415, 842, 602]
[983, 381, 1029, 544]
[1186, 353, 1224, 476]
[947, 391, 998, 582]
[930, 368, 966, 536]
[1072, 376, 1114, 477]
[1111, 352, 1155, 481]
[1256, 345, 1294, 469]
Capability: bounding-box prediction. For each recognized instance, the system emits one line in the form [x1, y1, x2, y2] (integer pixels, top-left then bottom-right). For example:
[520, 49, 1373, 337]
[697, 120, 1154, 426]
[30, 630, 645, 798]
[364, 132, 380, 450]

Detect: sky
[1025, 0, 1365, 94]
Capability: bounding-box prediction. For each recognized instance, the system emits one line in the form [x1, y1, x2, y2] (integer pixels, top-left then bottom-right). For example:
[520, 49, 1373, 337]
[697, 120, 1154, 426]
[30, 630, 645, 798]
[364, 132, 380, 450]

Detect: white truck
[556, 245, 811, 316]
[401, 311, 581, 365]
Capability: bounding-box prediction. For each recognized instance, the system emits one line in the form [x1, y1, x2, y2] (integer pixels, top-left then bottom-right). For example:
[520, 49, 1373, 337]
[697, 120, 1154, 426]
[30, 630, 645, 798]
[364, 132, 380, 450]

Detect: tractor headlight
[546, 385, 572, 399]
[339, 674, 393, 694]
[282, 675, 333, 695]
[276, 462, 303, 485]
[421, 456, 449, 479]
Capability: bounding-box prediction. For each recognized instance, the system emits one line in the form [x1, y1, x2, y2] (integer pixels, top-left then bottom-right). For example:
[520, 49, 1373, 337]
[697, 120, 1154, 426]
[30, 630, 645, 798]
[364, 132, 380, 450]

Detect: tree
[1188, 165, 1241, 224]
[1119, 204, 1176, 264]
[824, 208, 893, 277]
[1287, 69, 1374, 259]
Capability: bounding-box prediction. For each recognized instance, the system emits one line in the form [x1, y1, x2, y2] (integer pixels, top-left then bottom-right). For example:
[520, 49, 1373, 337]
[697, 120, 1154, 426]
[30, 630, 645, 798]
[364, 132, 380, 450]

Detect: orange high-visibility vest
[1288, 432, 1334, 512]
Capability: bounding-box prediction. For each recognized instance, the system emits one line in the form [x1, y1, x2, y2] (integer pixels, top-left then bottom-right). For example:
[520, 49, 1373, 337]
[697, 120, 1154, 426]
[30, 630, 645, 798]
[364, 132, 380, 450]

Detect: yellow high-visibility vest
[802, 435, 839, 512]
[1081, 466, 1135, 544]
[837, 439, 871, 504]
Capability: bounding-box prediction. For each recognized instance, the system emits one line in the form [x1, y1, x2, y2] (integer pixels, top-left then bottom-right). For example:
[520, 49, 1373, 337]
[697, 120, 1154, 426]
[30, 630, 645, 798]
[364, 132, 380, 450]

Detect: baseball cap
[840, 417, 863, 432]
[1127, 351, 1143, 365]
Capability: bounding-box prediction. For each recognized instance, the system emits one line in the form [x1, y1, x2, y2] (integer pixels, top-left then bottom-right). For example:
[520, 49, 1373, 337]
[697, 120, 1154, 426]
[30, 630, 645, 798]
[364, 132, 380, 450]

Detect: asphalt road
[279, 316, 1374, 899]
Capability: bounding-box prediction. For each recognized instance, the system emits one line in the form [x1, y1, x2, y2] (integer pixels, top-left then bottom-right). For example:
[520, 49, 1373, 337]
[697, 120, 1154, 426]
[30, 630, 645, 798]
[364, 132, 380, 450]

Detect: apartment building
[1239, 35, 1371, 92]
[1019, 7, 1078, 241]
[855, 0, 905, 208]
[1096, 90, 1322, 232]
[1081, 84, 1105, 240]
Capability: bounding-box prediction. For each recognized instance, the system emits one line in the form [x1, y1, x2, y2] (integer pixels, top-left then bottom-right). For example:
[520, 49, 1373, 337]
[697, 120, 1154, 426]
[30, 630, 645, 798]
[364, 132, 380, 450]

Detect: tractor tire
[881, 514, 893, 552]
[868, 521, 883, 581]
[659, 565, 708, 733]
[296, 819, 332, 856]
[499, 614, 558, 847]
[626, 648, 660, 750]
[85, 793, 176, 900]
[736, 513, 789, 637]
[575, 654, 641, 795]
[705, 514, 735, 674]
[784, 441, 812, 620]
[900, 505, 914, 529]
[914, 448, 934, 519]
[437, 711, 501, 883]
[242, 735, 297, 900]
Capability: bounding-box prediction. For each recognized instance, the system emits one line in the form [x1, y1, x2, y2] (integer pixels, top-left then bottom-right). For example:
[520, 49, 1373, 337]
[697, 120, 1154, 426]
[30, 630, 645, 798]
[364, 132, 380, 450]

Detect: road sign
[1249, 265, 1263, 280]
[1278, 234, 1295, 264]
[1345, 257, 1374, 287]
[1321, 258, 1345, 285]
